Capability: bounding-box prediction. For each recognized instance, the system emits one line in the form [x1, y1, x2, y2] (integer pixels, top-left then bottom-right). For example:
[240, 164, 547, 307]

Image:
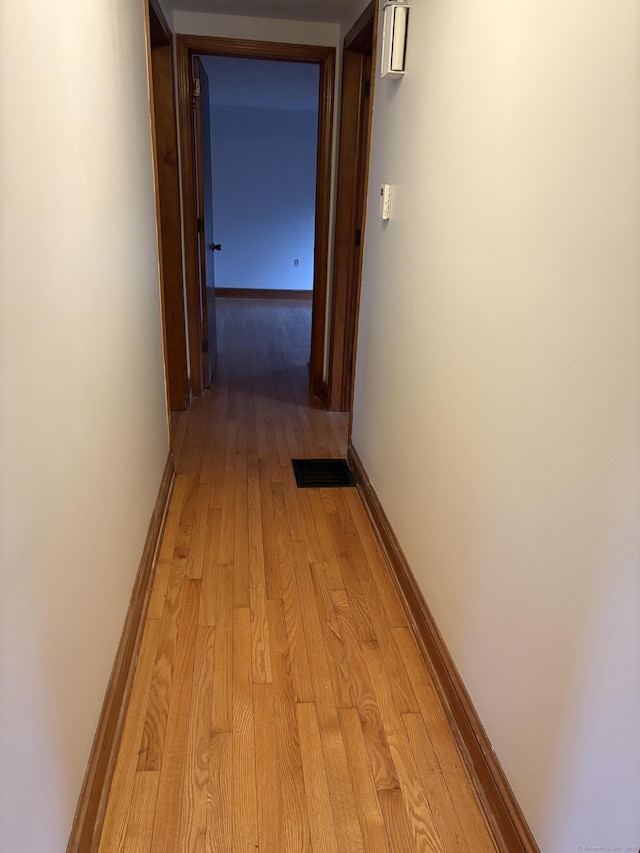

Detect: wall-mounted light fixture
[381, 1, 409, 79]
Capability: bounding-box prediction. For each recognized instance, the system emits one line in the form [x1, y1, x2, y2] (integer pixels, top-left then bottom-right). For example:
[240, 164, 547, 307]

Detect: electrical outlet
[294, 259, 299, 267]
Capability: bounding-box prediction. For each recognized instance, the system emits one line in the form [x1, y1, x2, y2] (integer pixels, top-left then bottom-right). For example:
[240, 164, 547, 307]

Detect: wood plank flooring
[99, 298, 498, 853]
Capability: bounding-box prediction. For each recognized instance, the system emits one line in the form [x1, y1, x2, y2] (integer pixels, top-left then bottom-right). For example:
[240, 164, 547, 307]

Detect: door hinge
[193, 77, 201, 98]
[363, 78, 371, 99]
[355, 229, 362, 247]
[202, 338, 208, 354]
[197, 216, 204, 233]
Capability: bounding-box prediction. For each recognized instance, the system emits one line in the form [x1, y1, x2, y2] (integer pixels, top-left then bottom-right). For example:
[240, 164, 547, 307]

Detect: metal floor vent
[291, 458, 356, 489]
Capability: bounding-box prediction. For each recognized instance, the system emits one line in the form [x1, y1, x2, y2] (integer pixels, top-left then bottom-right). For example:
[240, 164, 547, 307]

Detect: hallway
[99, 298, 498, 852]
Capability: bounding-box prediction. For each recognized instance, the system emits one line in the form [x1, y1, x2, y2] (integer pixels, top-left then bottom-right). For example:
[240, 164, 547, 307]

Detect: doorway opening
[177, 36, 335, 400]
[201, 56, 319, 305]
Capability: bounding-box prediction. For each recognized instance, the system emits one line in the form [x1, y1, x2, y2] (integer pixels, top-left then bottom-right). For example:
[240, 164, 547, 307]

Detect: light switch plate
[380, 184, 392, 220]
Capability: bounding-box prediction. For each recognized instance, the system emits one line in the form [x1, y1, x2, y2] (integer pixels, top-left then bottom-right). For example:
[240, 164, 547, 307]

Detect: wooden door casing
[149, 0, 189, 412]
[193, 56, 217, 385]
[327, 2, 377, 414]
[177, 35, 335, 399]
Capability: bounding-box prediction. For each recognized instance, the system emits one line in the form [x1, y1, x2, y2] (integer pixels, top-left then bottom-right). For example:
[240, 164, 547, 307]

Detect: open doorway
[177, 36, 335, 400]
[201, 56, 320, 304]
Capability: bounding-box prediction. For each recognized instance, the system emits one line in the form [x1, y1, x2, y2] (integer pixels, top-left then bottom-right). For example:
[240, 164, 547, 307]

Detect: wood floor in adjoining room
[99, 298, 498, 852]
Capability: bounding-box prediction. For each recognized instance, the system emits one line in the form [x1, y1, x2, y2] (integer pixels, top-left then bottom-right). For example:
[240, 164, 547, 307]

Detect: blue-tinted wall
[209, 104, 318, 290]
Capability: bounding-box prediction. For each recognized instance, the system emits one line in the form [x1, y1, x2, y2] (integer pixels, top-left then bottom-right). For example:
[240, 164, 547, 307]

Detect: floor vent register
[291, 458, 356, 489]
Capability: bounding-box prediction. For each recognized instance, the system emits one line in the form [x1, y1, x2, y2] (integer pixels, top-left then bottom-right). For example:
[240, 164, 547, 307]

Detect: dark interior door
[193, 56, 218, 384]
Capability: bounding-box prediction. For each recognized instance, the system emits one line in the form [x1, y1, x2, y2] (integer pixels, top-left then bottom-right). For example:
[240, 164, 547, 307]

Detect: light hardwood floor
[99, 298, 499, 852]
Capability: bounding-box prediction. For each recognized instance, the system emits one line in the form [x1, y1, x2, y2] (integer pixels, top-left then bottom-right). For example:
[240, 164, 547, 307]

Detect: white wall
[203, 56, 319, 292]
[209, 104, 318, 290]
[353, 2, 640, 851]
[339, 0, 373, 39]
[173, 9, 339, 45]
[156, 0, 175, 30]
[0, 2, 169, 851]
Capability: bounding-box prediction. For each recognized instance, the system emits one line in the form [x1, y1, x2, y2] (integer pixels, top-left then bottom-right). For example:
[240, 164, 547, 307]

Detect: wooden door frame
[176, 34, 336, 398]
[326, 2, 377, 412]
[149, 0, 189, 416]
[192, 56, 217, 387]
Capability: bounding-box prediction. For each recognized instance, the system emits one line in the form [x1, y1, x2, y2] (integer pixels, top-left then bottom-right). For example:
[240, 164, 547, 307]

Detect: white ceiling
[172, 0, 361, 25]
[201, 56, 320, 111]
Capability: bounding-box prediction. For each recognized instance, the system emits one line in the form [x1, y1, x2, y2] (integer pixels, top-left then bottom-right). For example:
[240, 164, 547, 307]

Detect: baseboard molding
[67, 453, 175, 853]
[216, 287, 313, 300]
[347, 442, 540, 853]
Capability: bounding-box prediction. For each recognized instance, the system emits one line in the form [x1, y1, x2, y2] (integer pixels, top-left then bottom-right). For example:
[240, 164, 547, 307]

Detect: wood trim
[347, 442, 541, 853]
[67, 455, 175, 853]
[146, 0, 174, 439]
[177, 37, 204, 398]
[174, 34, 335, 62]
[327, 49, 365, 410]
[216, 288, 313, 300]
[344, 40, 375, 424]
[309, 45, 335, 399]
[192, 56, 216, 388]
[327, 2, 377, 412]
[176, 35, 335, 400]
[150, 32, 189, 413]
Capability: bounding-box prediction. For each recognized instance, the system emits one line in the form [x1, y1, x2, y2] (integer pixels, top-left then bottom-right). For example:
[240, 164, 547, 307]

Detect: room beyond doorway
[200, 56, 319, 298]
